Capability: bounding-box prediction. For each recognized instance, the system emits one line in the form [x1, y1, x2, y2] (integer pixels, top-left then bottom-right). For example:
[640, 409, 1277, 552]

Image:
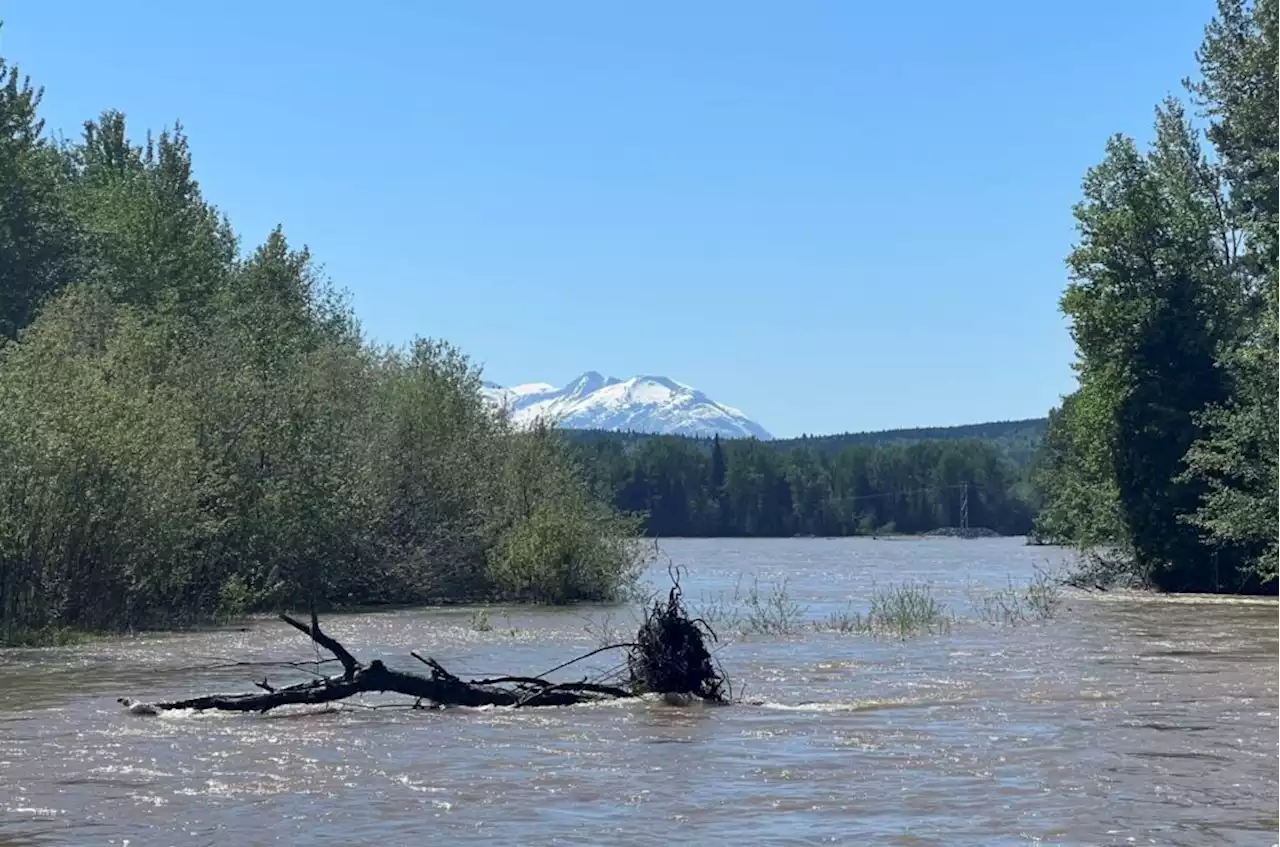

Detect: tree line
[1032, 0, 1277, 594]
[572, 434, 1035, 538]
[771, 419, 1048, 468]
[0, 37, 641, 644]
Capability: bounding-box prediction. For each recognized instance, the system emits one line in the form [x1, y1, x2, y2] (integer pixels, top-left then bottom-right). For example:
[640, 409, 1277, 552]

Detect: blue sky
[2, 1, 1213, 437]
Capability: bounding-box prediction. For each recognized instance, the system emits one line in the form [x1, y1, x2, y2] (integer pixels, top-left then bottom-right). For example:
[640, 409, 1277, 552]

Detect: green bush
[487, 425, 643, 603]
[0, 83, 643, 642]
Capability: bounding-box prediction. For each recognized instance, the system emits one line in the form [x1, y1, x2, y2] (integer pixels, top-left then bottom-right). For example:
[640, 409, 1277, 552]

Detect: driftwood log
[121, 574, 724, 715]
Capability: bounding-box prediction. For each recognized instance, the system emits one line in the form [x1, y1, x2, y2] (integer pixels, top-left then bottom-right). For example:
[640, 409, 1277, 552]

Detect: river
[1, 537, 1276, 845]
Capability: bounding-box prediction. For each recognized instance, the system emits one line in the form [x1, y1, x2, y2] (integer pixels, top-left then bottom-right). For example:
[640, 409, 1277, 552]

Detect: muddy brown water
[1, 538, 1276, 846]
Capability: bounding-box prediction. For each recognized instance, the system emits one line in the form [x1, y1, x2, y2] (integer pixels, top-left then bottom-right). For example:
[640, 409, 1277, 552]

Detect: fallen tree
[120, 570, 726, 715]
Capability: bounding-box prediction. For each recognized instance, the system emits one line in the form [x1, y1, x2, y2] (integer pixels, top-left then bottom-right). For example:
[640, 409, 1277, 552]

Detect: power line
[836, 481, 984, 504]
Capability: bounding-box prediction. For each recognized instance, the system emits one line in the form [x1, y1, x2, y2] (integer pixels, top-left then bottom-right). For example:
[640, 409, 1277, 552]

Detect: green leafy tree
[0, 52, 645, 643]
[1031, 393, 1127, 549]
[1058, 103, 1236, 590]
[1188, 0, 1278, 273]
[0, 40, 77, 339]
[68, 112, 236, 318]
[1180, 0, 1278, 586]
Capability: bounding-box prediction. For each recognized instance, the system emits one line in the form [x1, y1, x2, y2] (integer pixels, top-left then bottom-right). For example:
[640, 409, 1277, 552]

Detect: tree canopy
[0, 43, 642, 644]
[1033, 0, 1277, 594]
[573, 433, 1034, 538]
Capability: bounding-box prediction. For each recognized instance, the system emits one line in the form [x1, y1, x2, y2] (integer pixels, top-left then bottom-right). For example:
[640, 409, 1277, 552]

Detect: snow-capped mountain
[482, 372, 772, 440]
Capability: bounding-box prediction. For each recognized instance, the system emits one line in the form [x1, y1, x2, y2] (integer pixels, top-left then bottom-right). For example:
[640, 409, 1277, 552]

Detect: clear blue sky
[2, 1, 1213, 437]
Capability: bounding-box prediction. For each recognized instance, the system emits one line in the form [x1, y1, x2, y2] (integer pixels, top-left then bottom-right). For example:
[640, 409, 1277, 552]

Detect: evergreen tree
[0, 41, 77, 340]
[569, 433, 1034, 539]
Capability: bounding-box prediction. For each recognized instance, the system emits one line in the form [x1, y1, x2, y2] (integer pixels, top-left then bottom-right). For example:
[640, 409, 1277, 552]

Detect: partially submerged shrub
[486, 501, 641, 604]
[0, 626, 89, 648]
[813, 605, 872, 635]
[0, 259, 643, 640]
[969, 567, 1063, 626]
[691, 588, 744, 636]
[813, 581, 951, 639]
[693, 575, 947, 639]
[689, 574, 806, 637]
[742, 576, 808, 635]
[1023, 567, 1062, 618]
[483, 421, 644, 604]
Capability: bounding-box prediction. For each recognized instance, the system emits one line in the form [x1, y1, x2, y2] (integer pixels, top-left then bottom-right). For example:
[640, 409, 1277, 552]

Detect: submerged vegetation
[1033, 0, 1277, 595]
[967, 567, 1063, 627]
[690, 569, 1056, 641]
[0, 38, 641, 645]
[814, 583, 953, 639]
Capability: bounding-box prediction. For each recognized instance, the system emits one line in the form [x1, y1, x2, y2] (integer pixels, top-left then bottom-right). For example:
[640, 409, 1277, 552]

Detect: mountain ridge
[482, 372, 772, 439]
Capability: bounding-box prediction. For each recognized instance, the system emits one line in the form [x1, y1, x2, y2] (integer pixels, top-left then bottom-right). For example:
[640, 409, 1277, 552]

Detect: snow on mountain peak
[481, 372, 771, 439]
[564, 371, 621, 398]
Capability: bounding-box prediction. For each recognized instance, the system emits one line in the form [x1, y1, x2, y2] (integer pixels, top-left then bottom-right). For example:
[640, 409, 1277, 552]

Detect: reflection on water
[1, 538, 1275, 845]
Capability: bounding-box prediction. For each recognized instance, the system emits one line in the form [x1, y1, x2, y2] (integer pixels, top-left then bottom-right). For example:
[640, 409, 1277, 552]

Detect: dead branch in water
[281, 611, 359, 678]
[125, 615, 632, 713]
[122, 572, 728, 716]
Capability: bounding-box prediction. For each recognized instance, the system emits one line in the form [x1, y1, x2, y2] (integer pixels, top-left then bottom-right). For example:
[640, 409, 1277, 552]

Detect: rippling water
[1, 538, 1276, 845]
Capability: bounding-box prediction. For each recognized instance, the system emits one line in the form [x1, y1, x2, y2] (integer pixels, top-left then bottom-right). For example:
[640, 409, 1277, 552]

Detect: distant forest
[567, 417, 1047, 463]
[771, 418, 1047, 466]
[567, 423, 1040, 538]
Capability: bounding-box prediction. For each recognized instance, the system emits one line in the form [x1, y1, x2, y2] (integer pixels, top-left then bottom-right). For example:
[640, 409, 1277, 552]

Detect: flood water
[1, 537, 1276, 846]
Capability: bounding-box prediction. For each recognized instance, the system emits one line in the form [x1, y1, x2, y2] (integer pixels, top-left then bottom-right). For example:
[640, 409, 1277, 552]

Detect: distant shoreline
[641, 532, 1027, 542]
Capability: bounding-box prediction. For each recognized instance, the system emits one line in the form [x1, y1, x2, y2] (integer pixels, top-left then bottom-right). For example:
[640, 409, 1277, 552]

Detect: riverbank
[10, 532, 1267, 649]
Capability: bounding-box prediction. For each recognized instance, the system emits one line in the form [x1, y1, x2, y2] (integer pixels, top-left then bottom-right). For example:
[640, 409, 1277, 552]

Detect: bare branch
[279, 613, 359, 679]
[532, 642, 637, 679]
[123, 568, 728, 716]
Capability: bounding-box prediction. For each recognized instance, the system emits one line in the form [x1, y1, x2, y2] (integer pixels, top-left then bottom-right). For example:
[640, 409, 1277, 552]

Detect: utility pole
[960, 481, 969, 531]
